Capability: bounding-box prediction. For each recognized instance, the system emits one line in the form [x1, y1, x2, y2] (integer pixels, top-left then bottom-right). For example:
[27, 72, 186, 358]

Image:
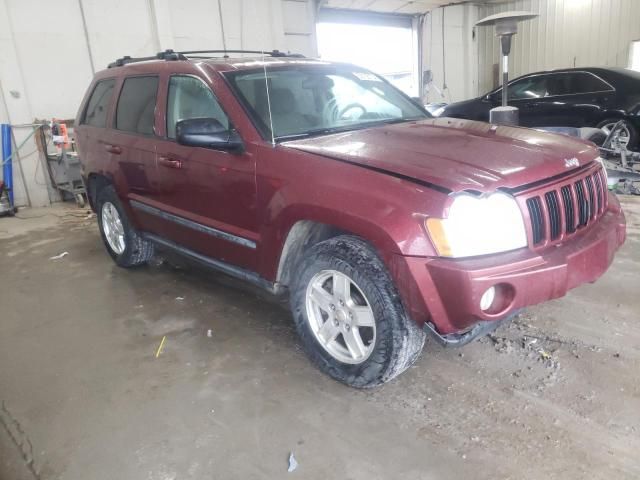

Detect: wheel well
[596, 115, 625, 127]
[276, 220, 347, 287]
[86, 173, 111, 212]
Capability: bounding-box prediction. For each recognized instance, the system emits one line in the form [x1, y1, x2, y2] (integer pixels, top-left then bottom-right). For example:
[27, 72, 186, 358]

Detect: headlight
[426, 192, 527, 257]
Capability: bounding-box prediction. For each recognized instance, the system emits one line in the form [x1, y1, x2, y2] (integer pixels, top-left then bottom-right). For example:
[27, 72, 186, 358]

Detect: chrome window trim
[490, 70, 616, 101]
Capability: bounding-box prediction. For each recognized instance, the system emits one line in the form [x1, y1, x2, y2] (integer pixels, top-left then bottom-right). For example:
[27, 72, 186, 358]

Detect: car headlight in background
[426, 192, 528, 258]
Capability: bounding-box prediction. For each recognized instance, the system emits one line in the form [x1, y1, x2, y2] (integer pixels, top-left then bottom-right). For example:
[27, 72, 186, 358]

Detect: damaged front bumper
[398, 195, 626, 339]
[423, 311, 521, 347]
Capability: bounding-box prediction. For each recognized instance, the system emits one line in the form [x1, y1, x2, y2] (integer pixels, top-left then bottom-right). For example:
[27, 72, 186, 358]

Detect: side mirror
[484, 92, 496, 103]
[176, 118, 243, 152]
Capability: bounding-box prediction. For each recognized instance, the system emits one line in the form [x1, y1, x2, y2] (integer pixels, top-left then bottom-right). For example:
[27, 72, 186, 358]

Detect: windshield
[225, 64, 429, 140]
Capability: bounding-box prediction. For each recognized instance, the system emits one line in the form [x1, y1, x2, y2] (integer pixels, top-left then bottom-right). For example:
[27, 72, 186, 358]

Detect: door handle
[105, 144, 122, 154]
[158, 156, 183, 169]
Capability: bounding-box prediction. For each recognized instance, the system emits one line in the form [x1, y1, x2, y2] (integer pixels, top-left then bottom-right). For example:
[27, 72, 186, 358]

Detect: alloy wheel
[101, 201, 126, 255]
[601, 122, 631, 148]
[305, 269, 376, 364]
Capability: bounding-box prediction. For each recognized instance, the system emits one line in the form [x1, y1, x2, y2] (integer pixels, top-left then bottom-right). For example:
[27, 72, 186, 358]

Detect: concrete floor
[1, 198, 639, 480]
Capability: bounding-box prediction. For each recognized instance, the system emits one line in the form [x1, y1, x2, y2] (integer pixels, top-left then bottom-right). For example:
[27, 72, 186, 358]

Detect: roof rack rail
[178, 49, 304, 58]
[107, 48, 303, 68]
[107, 49, 187, 68]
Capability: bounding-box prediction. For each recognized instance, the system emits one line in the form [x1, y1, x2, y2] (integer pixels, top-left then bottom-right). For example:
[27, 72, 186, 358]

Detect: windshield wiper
[276, 125, 359, 141]
[276, 117, 421, 142]
[374, 117, 420, 126]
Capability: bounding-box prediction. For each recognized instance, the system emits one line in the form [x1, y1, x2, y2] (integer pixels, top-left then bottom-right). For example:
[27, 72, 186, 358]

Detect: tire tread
[291, 235, 425, 388]
[96, 185, 154, 268]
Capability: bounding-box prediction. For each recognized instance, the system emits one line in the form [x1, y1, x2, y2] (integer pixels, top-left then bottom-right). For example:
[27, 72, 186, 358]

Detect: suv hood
[283, 118, 600, 193]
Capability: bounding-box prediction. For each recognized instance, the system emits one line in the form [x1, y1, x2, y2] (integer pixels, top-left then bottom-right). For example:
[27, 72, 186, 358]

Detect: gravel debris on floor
[1, 198, 639, 480]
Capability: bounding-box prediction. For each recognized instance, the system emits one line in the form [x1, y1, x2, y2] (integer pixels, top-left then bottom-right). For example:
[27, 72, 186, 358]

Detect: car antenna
[262, 50, 276, 146]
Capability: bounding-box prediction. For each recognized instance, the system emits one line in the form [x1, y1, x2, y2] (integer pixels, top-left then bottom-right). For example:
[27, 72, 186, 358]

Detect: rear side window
[115, 76, 159, 135]
[568, 72, 613, 94]
[545, 74, 573, 96]
[83, 79, 115, 127]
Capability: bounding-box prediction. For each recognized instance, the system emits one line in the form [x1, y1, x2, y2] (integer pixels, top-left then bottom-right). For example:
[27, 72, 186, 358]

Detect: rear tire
[96, 185, 154, 267]
[597, 118, 638, 149]
[290, 235, 425, 388]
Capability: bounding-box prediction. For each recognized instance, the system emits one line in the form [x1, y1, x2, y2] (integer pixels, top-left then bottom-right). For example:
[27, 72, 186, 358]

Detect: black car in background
[437, 67, 640, 148]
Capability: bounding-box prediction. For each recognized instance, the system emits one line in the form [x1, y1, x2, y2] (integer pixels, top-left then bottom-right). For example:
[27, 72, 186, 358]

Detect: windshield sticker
[353, 72, 381, 82]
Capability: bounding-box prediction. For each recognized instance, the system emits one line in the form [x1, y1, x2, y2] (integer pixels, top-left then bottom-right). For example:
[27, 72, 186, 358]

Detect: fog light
[480, 286, 496, 311]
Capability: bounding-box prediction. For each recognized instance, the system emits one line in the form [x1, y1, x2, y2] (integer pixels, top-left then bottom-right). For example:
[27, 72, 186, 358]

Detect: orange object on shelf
[52, 119, 70, 149]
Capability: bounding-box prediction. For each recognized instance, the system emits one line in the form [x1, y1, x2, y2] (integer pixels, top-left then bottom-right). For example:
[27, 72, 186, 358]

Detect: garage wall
[0, 0, 316, 207]
[424, 0, 640, 104]
[478, 0, 640, 94]
[421, 3, 479, 104]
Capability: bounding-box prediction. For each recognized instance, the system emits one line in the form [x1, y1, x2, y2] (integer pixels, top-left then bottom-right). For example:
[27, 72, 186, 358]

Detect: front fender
[255, 145, 448, 281]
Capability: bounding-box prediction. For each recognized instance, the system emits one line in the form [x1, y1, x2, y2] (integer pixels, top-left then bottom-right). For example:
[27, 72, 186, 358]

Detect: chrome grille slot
[561, 185, 576, 234]
[574, 180, 589, 227]
[585, 175, 596, 219]
[593, 171, 603, 213]
[526, 197, 545, 244]
[544, 190, 561, 240]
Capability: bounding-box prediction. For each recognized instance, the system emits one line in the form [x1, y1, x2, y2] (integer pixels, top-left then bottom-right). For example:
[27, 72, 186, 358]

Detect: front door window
[167, 76, 229, 139]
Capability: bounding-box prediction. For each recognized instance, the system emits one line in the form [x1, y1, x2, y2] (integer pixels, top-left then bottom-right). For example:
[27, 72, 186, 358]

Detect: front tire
[290, 236, 425, 388]
[96, 185, 154, 267]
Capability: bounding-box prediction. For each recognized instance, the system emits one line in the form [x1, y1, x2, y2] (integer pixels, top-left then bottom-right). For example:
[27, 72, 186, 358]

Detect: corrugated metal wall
[478, 0, 640, 94]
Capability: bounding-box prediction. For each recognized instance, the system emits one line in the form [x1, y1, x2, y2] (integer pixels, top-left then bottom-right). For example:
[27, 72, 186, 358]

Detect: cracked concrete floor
[1, 197, 639, 480]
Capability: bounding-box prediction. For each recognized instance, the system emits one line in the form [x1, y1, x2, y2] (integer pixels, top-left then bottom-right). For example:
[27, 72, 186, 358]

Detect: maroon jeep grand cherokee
[76, 50, 626, 387]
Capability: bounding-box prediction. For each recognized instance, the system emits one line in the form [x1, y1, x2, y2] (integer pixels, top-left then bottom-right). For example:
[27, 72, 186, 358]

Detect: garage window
[115, 76, 159, 135]
[316, 10, 419, 97]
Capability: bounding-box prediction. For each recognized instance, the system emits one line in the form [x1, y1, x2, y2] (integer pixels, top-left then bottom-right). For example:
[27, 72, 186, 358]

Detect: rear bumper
[400, 196, 626, 334]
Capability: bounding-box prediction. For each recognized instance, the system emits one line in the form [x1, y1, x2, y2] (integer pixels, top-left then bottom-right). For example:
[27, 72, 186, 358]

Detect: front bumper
[399, 195, 626, 335]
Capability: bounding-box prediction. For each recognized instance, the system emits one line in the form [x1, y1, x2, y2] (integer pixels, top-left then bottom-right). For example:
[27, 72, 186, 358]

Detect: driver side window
[508, 76, 549, 100]
[167, 76, 229, 139]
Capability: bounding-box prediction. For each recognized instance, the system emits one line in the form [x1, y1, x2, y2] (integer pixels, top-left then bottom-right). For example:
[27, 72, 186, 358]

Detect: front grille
[524, 164, 608, 247]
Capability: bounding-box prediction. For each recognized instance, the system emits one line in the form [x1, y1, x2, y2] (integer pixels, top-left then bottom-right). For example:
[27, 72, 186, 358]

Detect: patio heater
[476, 11, 538, 126]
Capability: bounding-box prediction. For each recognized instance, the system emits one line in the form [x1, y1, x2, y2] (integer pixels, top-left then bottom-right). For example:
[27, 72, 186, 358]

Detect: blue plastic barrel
[1, 124, 12, 205]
